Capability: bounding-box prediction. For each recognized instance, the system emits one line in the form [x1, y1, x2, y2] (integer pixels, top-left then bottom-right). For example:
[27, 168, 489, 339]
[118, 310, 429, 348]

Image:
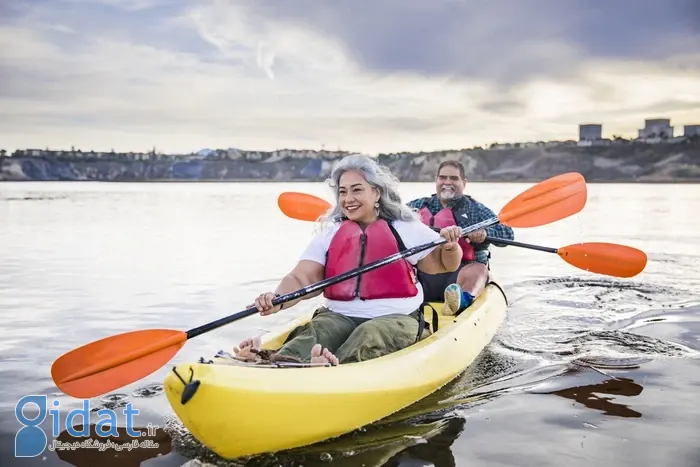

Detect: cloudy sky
[1, 0, 699, 154]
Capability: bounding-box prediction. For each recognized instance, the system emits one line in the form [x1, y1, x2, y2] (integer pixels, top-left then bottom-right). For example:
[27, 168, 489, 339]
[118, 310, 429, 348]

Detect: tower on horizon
[579, 124, 602, 141]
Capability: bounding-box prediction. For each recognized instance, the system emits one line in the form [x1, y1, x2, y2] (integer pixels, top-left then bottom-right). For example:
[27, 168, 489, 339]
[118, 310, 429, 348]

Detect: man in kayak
[234, 154, 464, 366]
[406, 160, 514, 316]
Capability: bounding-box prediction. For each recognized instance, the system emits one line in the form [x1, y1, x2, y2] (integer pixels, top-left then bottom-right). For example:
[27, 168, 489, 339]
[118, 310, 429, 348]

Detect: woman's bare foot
[233, 336, 262, 362]
[310, 343, 339, 366]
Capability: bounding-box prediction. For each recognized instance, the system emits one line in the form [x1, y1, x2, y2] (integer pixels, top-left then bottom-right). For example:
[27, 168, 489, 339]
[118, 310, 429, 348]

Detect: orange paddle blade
[278, 192, 331, 222]
[51, 329, 187, 399]
[558, 242, 648, 278]
[498, 172, 587, 227]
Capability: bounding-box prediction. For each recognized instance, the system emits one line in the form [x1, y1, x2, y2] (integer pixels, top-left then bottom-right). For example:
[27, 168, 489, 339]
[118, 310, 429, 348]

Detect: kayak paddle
[484, 238, 646, 278]
[278, 190, 647, 279]
[51, 172, 587, 399]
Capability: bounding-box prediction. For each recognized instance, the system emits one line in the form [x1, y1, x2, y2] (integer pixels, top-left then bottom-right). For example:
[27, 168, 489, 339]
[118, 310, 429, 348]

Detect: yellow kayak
[163, 278, 508, 460]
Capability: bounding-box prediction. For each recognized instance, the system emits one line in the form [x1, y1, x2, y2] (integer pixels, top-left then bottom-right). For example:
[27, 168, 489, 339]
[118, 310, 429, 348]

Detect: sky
[1, 0, 699, 155]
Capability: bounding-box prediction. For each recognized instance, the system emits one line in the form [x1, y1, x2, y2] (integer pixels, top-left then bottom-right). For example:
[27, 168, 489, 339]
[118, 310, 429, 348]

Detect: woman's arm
[254, 259, 325, 315]
[254, 225, 334, 315]
[273, 260, 325, 307]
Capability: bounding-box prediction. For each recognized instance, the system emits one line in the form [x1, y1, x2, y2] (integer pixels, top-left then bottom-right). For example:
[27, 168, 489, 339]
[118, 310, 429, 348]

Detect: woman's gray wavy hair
[319, 154, 418, 225]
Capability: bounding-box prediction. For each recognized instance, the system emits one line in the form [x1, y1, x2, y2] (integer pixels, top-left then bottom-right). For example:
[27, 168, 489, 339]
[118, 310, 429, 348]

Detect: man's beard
[440, 187, 456, 200]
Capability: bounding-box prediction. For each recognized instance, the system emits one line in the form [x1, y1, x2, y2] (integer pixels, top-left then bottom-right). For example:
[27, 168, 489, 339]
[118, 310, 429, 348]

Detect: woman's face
[338, 170, 380, 224]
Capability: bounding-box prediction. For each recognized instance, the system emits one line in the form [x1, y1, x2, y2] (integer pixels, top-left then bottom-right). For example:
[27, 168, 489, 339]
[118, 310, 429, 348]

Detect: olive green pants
[275, 306, 427, 364]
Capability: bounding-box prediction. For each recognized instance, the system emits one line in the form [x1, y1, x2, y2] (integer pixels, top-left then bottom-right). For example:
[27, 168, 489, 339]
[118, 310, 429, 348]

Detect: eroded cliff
[2, 141, 699, 182]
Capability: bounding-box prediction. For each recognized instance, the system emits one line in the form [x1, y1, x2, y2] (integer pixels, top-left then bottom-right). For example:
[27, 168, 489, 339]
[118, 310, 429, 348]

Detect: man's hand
[466, 228, 486, 244]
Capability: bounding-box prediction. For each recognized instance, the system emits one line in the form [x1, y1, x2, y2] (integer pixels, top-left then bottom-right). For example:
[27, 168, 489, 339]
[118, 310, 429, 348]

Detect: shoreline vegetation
[1, 137, 699, 183]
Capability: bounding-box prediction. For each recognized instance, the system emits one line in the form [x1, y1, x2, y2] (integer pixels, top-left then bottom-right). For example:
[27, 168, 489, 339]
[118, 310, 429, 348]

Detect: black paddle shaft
[185, 216, 500, 339]
[428, 226, 557, 254]
[486, 237, 557, 253]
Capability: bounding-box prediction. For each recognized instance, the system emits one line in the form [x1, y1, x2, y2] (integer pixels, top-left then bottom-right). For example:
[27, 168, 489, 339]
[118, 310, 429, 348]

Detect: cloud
[0, 0, 699, 154]
[230, 0, 700, 83]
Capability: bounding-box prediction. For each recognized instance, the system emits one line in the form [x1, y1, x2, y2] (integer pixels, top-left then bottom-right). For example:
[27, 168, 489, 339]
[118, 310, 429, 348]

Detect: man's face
[436, 166, 465, 201]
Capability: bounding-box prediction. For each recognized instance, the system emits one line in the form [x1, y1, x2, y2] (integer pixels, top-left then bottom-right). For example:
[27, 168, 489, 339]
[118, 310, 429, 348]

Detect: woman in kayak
[234, 154, 464, 366]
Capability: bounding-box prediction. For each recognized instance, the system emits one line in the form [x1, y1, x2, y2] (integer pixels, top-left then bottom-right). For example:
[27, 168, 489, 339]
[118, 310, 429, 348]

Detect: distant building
[684, 125, 700, 137]
[638, 118, 673, 138]
[579, 124, 602, 141]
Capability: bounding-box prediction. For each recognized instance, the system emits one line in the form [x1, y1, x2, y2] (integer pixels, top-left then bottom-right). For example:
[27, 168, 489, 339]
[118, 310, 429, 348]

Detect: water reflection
[547, 375, 644, 418]
[165, 401, 469, 466]
[383, 416, 465, 467]
[250, 416, 466, 467]
[53, 424, 171, 467]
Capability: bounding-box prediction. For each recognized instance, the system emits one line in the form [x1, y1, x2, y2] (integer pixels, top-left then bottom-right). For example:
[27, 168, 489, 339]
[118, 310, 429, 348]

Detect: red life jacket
[418, 206, 475, 262]
[323, 219, 419, 301]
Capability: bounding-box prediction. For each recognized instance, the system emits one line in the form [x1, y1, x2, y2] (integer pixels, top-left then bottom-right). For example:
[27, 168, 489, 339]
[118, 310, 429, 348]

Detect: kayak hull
[163, 279, 508, 460]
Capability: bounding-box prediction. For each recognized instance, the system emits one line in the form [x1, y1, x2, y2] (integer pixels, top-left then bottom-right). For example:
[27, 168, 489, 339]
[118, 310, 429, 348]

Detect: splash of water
[495, 276, 700, 363]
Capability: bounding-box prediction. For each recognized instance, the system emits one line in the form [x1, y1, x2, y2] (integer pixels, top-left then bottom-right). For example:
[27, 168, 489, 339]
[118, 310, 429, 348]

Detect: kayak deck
[163, 279, 508, 460]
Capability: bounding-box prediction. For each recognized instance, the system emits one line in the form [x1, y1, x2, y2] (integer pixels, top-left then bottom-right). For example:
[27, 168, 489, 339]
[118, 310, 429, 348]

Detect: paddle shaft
[486, 236, 557, 253]
[63, 230, 546, 384]
[427, 226, 557, 254]
[185, 215, 500, 339]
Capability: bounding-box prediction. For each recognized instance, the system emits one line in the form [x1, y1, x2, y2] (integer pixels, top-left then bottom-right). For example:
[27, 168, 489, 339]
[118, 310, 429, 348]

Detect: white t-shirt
[299, 219, 442, 319]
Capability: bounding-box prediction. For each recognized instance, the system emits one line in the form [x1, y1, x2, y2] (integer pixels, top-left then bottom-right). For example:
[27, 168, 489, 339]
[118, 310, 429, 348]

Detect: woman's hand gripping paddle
[51, 172, 589, 399]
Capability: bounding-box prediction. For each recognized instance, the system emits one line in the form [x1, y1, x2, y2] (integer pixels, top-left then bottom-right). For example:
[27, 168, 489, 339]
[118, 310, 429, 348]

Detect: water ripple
[495, 276, 700, 364]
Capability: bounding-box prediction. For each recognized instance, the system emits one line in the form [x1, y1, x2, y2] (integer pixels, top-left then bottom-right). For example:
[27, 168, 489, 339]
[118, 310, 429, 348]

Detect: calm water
[1, 181, 699, 467]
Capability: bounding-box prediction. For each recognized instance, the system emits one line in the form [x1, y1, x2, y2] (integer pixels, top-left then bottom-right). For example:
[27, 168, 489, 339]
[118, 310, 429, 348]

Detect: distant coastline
[2, 137, 699, 183]
[3, 178, 700, 184]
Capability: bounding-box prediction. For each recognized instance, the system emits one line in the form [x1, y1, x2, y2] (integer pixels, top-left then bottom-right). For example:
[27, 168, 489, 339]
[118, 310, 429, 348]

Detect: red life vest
[418, 206, 475, 262]
[323, 219, 419, 301]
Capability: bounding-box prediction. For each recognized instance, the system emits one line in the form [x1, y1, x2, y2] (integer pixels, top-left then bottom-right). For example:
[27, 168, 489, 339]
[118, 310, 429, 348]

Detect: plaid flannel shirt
[407, 194, 514, 264]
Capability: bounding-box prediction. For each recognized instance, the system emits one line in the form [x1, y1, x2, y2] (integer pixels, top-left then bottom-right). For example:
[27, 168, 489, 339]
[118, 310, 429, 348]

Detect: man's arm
[462, 200, 514, 247]
[485, 222, 515, 246]
[406, 197, 428, 210]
